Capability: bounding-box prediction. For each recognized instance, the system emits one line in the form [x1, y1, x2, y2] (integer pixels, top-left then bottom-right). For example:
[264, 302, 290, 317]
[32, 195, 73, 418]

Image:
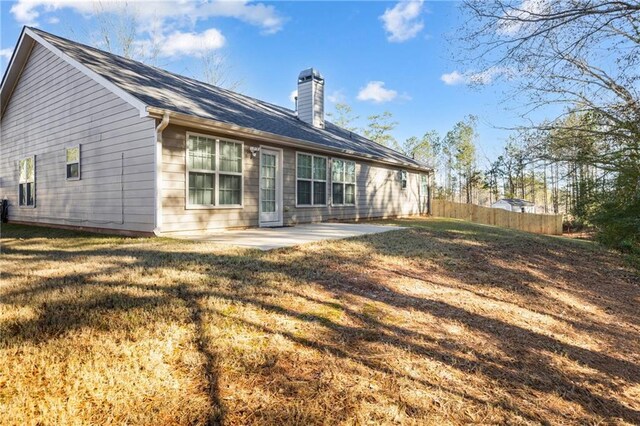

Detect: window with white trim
[399, 170, 408, 190]
[186, 134, 243, 207]
[19, 156, 35, 207]
[296, 153, 327, 206]
[66, 145, 80, 179]
[331, 159, 356, 205]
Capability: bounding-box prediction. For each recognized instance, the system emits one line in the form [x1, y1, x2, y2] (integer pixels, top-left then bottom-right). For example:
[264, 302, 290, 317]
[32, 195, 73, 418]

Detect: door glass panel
[261, 153, 276, 213]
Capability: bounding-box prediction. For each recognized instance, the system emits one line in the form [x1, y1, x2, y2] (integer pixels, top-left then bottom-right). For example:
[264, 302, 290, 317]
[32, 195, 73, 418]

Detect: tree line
[459, 0, 639, 253]
[335, 1, 639, 253]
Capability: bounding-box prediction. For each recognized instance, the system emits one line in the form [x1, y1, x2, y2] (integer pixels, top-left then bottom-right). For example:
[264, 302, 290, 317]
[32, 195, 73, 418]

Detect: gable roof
[1, 27, 431, 171]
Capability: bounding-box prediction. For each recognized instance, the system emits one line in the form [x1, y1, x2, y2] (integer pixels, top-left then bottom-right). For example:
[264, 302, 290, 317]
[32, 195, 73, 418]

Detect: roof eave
[147, 107, 433, 173]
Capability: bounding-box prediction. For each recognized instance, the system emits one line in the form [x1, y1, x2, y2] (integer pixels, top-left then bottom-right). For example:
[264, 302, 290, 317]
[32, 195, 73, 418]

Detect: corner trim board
[154, 112, 170, 235]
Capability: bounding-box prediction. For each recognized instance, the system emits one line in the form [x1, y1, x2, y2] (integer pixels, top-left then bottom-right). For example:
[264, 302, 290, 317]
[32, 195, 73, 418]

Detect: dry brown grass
[1, 218, 639, 425]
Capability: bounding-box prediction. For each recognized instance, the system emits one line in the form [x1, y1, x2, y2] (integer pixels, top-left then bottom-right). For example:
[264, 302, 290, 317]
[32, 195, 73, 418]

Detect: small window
[186, 133, 243, 207]
[332, 159, 356, 206]
[66, 145, 80, 179]
[296, 153, 327, 206]
[19, 156, 35, 207]
[399, 170, 408, 190]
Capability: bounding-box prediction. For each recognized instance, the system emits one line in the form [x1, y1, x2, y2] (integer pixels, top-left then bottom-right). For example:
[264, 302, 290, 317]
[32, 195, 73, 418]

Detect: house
[0, 27, 432, 236]
[491, 198, 536, 213]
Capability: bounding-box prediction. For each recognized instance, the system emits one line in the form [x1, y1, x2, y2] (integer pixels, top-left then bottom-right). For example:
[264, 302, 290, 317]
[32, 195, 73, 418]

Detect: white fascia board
[24, 28, 149, 118]
[0, 28, 28, 93]
[0, 29, 34, 117]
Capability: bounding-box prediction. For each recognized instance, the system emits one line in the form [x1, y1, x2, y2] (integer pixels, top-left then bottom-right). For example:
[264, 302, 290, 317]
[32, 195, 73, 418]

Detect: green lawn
[1, 218, 639, 425]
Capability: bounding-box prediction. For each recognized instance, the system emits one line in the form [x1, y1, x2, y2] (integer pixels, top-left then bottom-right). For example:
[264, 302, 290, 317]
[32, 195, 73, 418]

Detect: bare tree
[459, 1, 640, 147]
[60, 2, 162, 65]
[93, 1, 139, 59]
[199, 49, 243, 92]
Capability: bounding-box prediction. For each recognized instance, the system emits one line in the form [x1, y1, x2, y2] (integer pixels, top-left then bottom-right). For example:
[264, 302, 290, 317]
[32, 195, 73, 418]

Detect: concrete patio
[168, 222, 405, 250]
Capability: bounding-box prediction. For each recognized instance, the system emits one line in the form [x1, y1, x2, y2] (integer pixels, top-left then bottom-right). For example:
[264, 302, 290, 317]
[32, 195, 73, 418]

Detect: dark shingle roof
[30, 27, 430, 170]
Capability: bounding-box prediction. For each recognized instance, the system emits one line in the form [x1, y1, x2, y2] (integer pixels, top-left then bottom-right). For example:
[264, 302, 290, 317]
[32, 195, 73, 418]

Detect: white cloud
[380, 0, 424, 42]
[10, 0, 285, 34]
[440, 70, 465, 85]
[0, 48, 13, 61]
[327, 90, 346, 103]
[497, 0, 548, 35]
[152, 29, 225, 58]
[441, 67, 514, 86]
[47, 16, 60, 24]
[357, 81, 398, 103]
[289, 89, 297, 104]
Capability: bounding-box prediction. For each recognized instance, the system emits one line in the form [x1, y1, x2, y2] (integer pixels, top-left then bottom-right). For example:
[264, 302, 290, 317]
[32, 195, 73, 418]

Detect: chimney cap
[298, 68, 324, 83]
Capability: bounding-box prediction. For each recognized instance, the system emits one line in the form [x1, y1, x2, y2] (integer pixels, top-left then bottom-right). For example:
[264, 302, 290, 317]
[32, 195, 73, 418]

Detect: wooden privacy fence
[431, 199, 563, 235]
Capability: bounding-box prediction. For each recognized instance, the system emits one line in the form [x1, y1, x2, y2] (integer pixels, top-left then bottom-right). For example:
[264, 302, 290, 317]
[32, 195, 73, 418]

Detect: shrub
[591, 198, 640, 254]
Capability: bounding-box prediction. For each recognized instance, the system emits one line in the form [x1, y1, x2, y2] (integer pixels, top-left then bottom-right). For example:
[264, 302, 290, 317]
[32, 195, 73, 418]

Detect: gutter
[146, 107, 433, 173]
[153, 112, 170, 236]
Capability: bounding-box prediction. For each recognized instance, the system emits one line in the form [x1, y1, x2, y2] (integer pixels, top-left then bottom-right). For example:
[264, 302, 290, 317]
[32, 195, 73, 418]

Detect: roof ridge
[28, 26, 299, 115]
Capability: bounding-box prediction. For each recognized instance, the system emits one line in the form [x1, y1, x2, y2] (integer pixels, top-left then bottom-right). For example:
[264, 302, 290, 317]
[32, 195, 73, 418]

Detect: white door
[259, 148, 282, 226]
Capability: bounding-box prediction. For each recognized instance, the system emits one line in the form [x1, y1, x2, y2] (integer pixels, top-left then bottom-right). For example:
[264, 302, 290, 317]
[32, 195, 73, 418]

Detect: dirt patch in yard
[1, 218, 638, 425]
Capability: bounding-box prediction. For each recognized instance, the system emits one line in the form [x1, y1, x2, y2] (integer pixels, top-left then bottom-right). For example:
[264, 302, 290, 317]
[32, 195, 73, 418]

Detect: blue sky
[0, 0, 541, 164]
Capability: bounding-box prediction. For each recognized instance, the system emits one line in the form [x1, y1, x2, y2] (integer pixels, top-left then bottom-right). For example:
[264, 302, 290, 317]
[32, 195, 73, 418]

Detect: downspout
[153, 112, 170, 236]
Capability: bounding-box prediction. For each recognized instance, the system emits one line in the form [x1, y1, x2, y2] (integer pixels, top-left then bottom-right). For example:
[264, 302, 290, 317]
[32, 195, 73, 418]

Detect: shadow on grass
[1, 220, 639, 424]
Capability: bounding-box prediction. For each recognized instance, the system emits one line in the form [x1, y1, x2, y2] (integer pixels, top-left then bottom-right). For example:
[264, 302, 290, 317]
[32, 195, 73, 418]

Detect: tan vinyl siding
[0, 42, 156, 232]
[160, 124, 427, 232]
[160, 125, 259, 232]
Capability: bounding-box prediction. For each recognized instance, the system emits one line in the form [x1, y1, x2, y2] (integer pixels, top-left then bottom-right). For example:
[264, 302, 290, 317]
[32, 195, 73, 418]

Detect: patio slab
[168, 222, 405, 250]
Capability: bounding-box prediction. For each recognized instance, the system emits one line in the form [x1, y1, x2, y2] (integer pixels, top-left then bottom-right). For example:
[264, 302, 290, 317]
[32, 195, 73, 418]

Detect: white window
[399, 170, 408, 190]
[186, 133, 243, 207]
[218, 140, 243, 205]
[296, 153, 327, 206]
[19, 156, 35, 207]
[332, 159, 356, 206]
[420, 174, 429, 198]
[66, 145, 80, 180]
